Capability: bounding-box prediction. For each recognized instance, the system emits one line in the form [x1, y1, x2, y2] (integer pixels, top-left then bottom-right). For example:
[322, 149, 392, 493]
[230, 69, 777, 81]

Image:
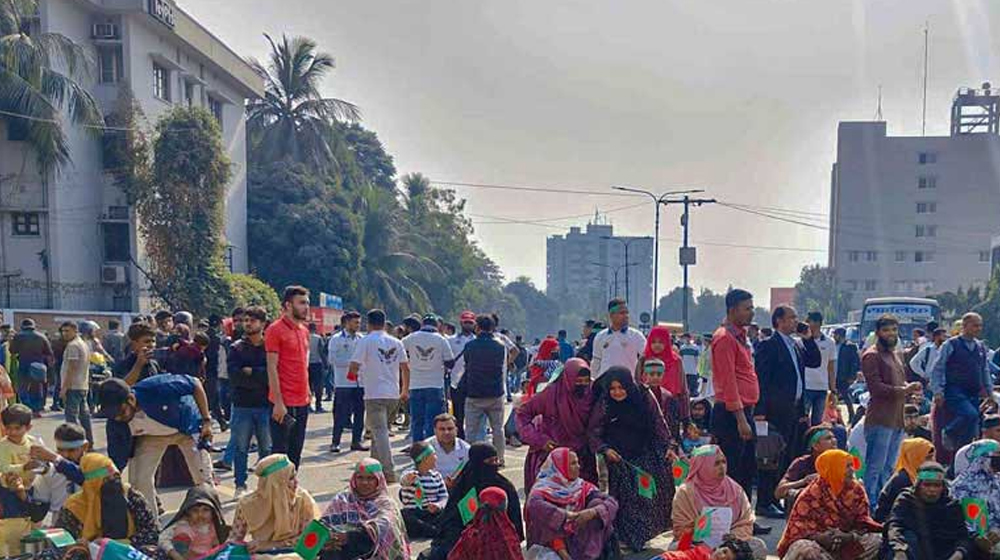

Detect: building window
[101, 222, 130, 262]
[208, 97, 223, 128]
[848, 251, 860, 263]
[864, 279, 878, 291]
[153, 63, 170, 101]
[865, 251, 878, 262]
[980, 250, 990, 263]
[895, 251, 906, 262]
[846, 280, 858, 291]
[893, 280, 908, 292]
[184, 81, 195, 107]
[918, 176, 937, 189]
[914, 251, 935, 263]
[918, 152, 937, 164]
[11, 212, 40, 236]
[915, 225, 937, 238]
[98, 47, 123, 84]
[916, 202, 937, 214]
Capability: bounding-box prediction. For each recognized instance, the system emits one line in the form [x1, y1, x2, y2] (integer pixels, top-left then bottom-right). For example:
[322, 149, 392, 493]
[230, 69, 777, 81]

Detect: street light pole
[602, 235, 652, 304]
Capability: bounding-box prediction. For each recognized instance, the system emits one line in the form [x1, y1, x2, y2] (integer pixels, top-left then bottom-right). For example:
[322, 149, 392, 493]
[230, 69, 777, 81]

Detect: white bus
[856, 297, 941, 348]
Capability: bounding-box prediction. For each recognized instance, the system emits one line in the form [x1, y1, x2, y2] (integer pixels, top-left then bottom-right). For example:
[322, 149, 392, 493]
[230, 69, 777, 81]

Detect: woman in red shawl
[638, 325, 689, 428]
[515, 358, 596, 493]
[525, 337, 561, 397]
[447, 487, 523, 560]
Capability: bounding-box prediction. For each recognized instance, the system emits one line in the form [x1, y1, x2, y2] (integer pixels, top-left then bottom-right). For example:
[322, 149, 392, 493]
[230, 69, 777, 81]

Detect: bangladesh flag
[963, 497, 989, 537]
[693, 510, 713, 543]
[458, 487, 480, 525]
[193, 543, 252, 560]
[635, 467, 657, 499]
[672, 458, 690, 487]
[414, 480, 426, 508]
[849, 447, 865, 478]
[31, 529, 75, 548]
[295, 519, 331, 560]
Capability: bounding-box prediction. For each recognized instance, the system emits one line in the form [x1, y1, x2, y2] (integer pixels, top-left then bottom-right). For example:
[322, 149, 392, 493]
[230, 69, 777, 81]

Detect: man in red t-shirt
[265, 285, 311, 466]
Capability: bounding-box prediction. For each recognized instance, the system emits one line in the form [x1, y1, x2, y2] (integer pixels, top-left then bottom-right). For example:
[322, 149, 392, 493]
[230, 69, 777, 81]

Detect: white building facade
[0, 0, 262, 312]
[829, 86, 1000, 309]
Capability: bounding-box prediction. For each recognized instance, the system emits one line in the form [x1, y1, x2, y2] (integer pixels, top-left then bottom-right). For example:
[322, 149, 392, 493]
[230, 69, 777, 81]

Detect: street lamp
[601, 235, 652, 304]
[590, 261, 637, 298]
[611, 186, 704, 323]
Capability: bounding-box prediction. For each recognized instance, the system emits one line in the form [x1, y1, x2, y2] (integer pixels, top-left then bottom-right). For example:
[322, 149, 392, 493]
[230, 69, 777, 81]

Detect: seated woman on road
[873, 437, 934, 523]
[587, 366, 674, 552]
[883, 462, 972, 560]
[446, 487, 523, 560]
[775, 425, 838, 511]
[672, 445, 765, 559]
[420, 443, 523, 560]
[229, 454, 319, 551]
[320, 458, 409, 560]
[525, 447, 618, 560]
[777, 449, 882, 560]
[56, 453, 159, 549]
[949, 439, 1000, 556]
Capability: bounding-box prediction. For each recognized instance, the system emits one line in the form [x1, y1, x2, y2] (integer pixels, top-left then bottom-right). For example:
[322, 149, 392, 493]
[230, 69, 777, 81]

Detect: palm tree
[247, 34, 360, 171]
[0, 0, 103, 173]
[400, 172, 430, 221]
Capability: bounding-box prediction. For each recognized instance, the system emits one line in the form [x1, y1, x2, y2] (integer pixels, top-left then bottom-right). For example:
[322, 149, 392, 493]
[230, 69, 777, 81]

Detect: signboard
[679, 247, 697, 266]
[308, 307, 342, 335]
[148, 0, 175, 28]
[639, 312, 651, 324]
[319, 292, 343, 310]
[861, 304, 935, 323]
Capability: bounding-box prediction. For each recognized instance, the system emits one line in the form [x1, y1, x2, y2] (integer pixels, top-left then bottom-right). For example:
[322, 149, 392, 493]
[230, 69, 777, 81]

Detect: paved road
[32, 402, 785, 559]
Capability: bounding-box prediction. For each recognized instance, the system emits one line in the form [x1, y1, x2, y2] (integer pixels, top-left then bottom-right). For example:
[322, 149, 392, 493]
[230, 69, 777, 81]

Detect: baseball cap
[460, 311, 476, 323]
[96, 378, 132, 419]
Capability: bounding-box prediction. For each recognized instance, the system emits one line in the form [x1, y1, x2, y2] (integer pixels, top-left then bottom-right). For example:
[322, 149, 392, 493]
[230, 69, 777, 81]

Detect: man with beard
[265, 285, 312, 467]
[884, 461, 972, 560]
[861, 314, 924, 506]
[225, 306, 271, 496]
[514, 357, 595, 493]
[328, 311, 367, 453]
[930, 312, 992, 452]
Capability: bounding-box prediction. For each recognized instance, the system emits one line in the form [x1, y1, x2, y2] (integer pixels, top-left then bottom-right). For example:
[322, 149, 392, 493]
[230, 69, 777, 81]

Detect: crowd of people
[0, 285, 999, 559]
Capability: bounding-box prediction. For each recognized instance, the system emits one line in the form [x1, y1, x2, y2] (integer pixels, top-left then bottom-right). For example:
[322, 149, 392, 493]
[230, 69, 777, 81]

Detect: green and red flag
[635, 466, 657, 499]
[849, 447, 865, 478]
[295, 519, 331, 560]
[458, 487, 480, 525]
[414, 479, 426, 509]
[193, 543, 252, 560]
[692, 509, 713, 543]
[963, 497, 989, 537]
[31, 528, 75, 548]
[672, 458, 690, 487]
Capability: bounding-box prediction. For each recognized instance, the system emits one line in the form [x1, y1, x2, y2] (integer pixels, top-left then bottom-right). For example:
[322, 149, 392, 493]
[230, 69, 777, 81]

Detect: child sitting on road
[30, 423, 87, 525]
[398, 441, 449, 538]
[159, 485, 228, 560]
[0, 404, 43, 555]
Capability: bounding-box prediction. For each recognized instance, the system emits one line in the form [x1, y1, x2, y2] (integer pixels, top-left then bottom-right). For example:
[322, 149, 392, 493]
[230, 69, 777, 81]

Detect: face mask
[573, 386, 587, 398]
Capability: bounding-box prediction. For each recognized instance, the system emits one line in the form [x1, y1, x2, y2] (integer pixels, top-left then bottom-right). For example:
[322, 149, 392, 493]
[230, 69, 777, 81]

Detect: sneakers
[350, 443, 370, 452]
[213, 460, 232, 472]
[330, 444, 342, 453]
[234, 486, 247, 498]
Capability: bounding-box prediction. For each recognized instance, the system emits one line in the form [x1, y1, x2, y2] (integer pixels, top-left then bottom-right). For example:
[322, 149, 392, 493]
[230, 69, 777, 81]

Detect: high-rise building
[546, 221, 654, 320]
[829, 84, 1000, 310]
[0, 0, 262, 312]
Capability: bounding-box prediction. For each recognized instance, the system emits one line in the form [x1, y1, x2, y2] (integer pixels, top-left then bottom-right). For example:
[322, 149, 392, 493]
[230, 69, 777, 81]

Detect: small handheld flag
[30, 529, 75, 548]
[346, 370, 358, 382]
[963, 497, 989, 537]
[452, 458, 468, 479]
[295, 520, 331, 560]
[635, 466, 656, 499]
[672, 459, 690, 487]
[414, 479, 426, 509]
[458, 487, 479, 525]
[692, 510, 713, 543]
[193, 543, 252, 560]
[849, 447, 865, 478]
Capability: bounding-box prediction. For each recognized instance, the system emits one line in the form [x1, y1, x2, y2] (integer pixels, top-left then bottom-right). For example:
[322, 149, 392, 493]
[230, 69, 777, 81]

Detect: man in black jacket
[224, 306, 271, 496]
[753, 305, 821, 518]
[460, 315, 507, 460]
[833, 327, 861, 422]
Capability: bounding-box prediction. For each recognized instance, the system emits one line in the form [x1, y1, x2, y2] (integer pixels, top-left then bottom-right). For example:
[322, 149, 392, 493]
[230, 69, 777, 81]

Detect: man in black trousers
[753, 305, 821, 519]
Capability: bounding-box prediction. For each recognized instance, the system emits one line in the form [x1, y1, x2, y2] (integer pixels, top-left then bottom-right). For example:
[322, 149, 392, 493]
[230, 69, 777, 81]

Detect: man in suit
[753, 305, 821, 519]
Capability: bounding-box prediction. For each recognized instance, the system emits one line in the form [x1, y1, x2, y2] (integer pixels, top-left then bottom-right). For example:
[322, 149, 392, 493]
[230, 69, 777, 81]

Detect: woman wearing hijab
[516, 357, 596, 493]
[525, 448, 618, 560]
[873, 438, 934, 522]
[950, 439, 1000, 548]
[229, 454, 320, 551]
[884, 462, 972, 560]
[672, 445, 764, 558]
[777, 449, 882, 560]
[447, 487, 523, 560]
[525, 338, 561, 397]
[320, 458, 409, 560]
[587, 366, 673, 552]
[638, 325, 689, 422]
[421, 443, 523, 560]
[57, 453, 159, 548]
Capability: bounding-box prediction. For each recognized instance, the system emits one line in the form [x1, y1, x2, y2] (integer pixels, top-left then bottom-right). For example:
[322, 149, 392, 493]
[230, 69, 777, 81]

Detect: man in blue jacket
[97, 375, 214, 513]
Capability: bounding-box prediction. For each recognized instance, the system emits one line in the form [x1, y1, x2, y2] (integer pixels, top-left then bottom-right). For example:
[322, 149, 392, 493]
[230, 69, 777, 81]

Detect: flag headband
[691, 445, 716, 458]
[83, 466, 112, 480]
[609, 304, 627, 314]
[807, 429, 832, 449]
[358, 462, 383, 475]
[259, 457, 292, 478]
[56, 439, 88, 450]
[643, 361, 665, 373]
[917, 469, 945, 482]
[414, 446, 435, 465]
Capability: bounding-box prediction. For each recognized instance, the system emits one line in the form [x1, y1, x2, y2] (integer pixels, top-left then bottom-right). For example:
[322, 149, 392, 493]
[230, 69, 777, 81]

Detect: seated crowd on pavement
[2, 285, 1000, 559]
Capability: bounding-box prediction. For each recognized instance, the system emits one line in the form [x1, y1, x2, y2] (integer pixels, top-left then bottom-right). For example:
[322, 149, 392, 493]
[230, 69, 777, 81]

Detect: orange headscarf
[895, 438, 934, 482]
[816, 449, 853, 497]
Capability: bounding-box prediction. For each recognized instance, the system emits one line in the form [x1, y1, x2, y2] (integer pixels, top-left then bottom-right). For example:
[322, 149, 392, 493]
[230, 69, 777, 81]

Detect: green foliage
[979, 266, 1000, 346]
[226, 273, 281, 319]
[794, 265, 852, 323]
[104, 86, 151, 202]
[503, 277, 560, 339]
[657, 286, 769, 333]
[337, 122, 396, 191]
[931, 285, 985, 322]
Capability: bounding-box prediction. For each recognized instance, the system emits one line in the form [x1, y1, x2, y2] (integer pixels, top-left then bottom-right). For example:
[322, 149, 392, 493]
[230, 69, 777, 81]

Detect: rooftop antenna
[922, 21, 929, 136]
[875, 85, 884, 121]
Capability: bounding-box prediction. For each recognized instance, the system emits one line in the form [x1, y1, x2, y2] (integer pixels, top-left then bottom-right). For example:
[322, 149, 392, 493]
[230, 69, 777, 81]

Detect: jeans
[802, 389, 828, 426]
[270, 405, 309, 467]
[230, 406, 272, 487]
[205, 377, 226, 424]
[332, 388, 365, 447]
[324, 368, 335, 400]
[365, 398, 398, 481]
[308, 363, 325, 410]
[408, 388, 445, 443]
[219, 379, 231, 417]
[451, 385, 468, 440]
[465, 396, 505, 459]
[63, 390, 93, 443]
[128, 433, 212, 515]
[943, 385, 980, 449]
[712, 403, 757, 498]
[863, 424, 904, 510]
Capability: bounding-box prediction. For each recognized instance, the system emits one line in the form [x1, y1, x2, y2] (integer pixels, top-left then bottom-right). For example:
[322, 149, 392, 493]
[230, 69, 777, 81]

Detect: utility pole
[602, 235, 651, 304]
[660, 196, 717, 331]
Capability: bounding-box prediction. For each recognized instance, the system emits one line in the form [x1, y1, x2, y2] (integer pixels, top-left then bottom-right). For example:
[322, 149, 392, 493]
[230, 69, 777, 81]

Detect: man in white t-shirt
[328, 311, 366, 453]
[591, 298, 646, 379]
[446, 311, 477, 439]
[349, 309, 409, 482]
[402, 315, 454, 443]
[424, 412, 470, 485]
[803, 311, 837, 426]
[679, 333, 702, 396]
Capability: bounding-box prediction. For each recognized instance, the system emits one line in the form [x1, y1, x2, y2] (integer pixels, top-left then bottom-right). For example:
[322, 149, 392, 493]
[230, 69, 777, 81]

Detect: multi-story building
[546, 221, 654, 320]
[829, 84, 1000, 310]
[0, 0, 262, 312]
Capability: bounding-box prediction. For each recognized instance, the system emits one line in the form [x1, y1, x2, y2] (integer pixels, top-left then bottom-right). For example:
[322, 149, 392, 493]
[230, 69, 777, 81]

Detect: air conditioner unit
[101, 264, 126, 284]
[92, 22, 117, 39]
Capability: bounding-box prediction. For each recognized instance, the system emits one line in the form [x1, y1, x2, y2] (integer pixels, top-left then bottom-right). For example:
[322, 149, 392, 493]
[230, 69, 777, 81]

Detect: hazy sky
[184, 0, 1000, 307]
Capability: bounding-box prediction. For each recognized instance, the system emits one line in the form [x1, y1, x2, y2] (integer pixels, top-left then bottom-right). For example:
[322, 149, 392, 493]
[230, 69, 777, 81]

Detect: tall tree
[931, 285, 985, 322]
[338, 123, 396, 191]
[504, 277, 561, 339]
[794, 264, 852, 323]
[247, 34, 359, 171]
[0, 0, 103, 172]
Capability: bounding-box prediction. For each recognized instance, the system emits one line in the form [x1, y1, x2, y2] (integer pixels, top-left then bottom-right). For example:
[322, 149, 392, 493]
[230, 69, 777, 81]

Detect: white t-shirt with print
[447, 332, 475, 389]
[402, 329, 454, 390]
[592, 327, 646, 379]
[804, 335, 837, 391]
[351, 330, 408, 400]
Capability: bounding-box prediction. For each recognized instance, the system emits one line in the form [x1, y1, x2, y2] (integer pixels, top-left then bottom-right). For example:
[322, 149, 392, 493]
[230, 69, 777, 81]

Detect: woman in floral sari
[320, 458, 409, 560]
